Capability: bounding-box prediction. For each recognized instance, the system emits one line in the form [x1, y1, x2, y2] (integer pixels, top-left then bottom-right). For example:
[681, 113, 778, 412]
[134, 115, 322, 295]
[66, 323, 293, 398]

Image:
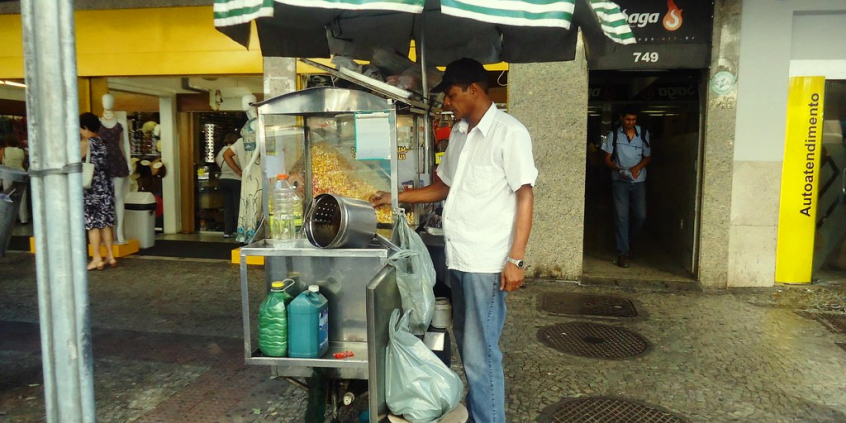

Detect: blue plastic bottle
[258, 281, 294, 357]
[288, 285, 329, 358]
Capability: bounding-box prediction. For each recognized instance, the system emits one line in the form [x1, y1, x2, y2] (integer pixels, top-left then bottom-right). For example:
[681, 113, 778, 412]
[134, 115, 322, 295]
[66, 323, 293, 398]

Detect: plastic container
[270, 173, 298, 245]
[288, 285, 329, 358]
[258, 280, 294, 357]
[431, 297, 452, 329]
[124, 191, 157, 249]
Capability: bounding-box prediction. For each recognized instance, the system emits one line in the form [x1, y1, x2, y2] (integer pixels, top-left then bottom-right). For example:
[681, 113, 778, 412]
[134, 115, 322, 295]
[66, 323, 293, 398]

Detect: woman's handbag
[82, 143, 94, 189]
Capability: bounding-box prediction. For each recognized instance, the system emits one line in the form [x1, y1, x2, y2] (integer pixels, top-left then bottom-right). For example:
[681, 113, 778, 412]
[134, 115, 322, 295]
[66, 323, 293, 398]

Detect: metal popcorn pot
[303, 193, 377, 249]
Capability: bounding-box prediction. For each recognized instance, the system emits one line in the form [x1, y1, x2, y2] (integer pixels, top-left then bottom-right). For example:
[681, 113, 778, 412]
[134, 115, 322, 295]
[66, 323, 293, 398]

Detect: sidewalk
[1, 252, 846, 422]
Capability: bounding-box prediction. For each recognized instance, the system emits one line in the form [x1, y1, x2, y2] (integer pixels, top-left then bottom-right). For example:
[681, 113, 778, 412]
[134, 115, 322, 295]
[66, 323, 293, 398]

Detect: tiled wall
[510, 48, 588, 281]
[727, 161, 783, 287]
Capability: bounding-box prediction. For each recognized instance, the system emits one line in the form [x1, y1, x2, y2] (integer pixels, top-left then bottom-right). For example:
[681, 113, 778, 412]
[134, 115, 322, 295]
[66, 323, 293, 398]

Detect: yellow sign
[775, 76, 826, 284]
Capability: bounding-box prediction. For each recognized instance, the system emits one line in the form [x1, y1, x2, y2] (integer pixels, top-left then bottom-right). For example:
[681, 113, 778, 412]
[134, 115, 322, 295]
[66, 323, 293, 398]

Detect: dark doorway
[583, 70, 703, 281]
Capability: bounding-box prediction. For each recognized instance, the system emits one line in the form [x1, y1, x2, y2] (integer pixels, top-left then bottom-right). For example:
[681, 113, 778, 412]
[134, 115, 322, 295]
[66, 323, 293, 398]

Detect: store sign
[635, 83, 698, 101]
[589, 82, 698, 102]
[589, 0, 714, 70]
[775, 76, 826, 284]
[210, 87, 253, 111]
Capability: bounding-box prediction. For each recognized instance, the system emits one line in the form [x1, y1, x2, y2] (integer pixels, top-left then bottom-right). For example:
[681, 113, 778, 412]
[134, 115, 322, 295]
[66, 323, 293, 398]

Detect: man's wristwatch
[507, 257, 526, 269]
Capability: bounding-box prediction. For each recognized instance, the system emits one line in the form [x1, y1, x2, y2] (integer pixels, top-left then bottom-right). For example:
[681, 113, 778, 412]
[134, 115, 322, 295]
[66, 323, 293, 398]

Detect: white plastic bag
[385, 309, 463, 423]
[388, 214, 436, 335]
[82, 144, 94, 189]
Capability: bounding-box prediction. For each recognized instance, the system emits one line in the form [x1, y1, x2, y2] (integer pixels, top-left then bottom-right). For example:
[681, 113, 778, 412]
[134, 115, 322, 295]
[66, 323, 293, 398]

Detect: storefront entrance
[583, 70, 704, 282]
[812, 79, 846, 283]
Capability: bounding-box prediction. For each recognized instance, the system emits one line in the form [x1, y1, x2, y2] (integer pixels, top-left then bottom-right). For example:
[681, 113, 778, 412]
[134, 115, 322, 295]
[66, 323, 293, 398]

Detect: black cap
[431, 58, 487, 93]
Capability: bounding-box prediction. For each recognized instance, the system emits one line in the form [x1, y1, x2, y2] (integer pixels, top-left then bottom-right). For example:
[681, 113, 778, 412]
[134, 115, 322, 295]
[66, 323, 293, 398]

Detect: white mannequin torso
[101, 108, 132, 244]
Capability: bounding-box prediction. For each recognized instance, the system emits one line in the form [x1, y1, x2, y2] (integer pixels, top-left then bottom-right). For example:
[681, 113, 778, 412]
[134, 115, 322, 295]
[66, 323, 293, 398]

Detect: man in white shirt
[217, 133, 243, 238]
[371, 58, 537, 423]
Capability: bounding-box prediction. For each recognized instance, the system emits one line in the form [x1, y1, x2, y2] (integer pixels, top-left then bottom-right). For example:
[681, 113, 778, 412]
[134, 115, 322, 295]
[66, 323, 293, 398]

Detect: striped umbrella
[213, 0, 634, 65]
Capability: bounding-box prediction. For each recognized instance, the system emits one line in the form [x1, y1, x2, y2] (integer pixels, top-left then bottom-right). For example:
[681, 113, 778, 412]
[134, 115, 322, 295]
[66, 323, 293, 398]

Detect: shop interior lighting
[204, 123, 216, 163]
[0, 80, 26, 88]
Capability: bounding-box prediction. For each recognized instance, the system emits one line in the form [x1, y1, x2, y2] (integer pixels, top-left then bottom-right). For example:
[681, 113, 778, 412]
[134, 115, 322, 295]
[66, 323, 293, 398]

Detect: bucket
[431, 297, 452, 329]
[303, 193, 377, 249]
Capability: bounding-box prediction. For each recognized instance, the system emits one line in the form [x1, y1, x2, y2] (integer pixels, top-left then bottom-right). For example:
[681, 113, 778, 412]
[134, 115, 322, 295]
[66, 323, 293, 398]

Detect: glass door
[813, 80, 846, 282]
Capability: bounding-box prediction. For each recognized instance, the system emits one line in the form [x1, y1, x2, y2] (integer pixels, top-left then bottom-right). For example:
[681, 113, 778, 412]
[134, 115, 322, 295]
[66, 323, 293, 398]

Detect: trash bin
[0, 165, 28, 257]
[124, 191, 156, 249]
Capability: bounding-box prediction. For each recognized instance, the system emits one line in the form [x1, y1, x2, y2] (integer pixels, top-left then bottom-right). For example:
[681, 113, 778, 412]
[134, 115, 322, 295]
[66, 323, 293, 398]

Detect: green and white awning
[214, 0, 634, 39]
[587, 0, 635, 44]
[213, 0, 275, 27]
[440, 0, 575, 29]
[212, 0, 635, 63]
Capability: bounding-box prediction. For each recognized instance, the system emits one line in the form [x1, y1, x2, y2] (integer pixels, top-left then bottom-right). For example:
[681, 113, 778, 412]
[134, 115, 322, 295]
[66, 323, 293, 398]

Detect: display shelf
[240, 237, 394, 258]
[247, 341, 369, 370]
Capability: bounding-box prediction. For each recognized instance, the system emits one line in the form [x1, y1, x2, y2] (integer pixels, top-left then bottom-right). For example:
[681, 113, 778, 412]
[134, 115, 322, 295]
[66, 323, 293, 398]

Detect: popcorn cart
[238, 86, 432, 422]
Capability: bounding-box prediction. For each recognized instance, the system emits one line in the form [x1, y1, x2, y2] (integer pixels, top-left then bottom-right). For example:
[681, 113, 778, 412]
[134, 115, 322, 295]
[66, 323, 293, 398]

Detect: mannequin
[100, 93, 131, 244]
[235, 94, 262, 244]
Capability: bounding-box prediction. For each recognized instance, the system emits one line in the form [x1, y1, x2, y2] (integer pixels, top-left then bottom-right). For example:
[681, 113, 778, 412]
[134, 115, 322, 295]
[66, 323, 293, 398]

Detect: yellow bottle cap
[271, 281, 285, 289]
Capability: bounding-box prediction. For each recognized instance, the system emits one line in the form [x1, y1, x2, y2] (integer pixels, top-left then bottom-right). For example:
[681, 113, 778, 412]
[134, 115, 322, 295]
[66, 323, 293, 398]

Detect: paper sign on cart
[354, 113, 391, 161]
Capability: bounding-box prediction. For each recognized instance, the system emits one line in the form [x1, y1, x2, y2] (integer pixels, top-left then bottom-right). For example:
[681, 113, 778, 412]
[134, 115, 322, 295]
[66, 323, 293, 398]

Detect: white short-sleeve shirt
[436, 103, 538, 273]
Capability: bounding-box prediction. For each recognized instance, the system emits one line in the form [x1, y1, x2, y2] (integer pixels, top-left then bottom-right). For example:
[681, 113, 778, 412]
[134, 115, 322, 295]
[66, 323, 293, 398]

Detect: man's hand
[369, 191, 391, 208]
[631, 166, 641, 179]
[500, 263, 525, 292]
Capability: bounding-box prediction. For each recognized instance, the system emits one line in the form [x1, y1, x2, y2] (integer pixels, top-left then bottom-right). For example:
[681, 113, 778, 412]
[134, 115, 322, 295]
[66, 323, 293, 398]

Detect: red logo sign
[663, 0, 683, 31]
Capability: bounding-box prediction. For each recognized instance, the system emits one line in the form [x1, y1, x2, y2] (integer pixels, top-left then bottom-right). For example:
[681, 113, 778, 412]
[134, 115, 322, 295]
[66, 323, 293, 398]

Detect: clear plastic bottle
[270, 173, 297, 245]
[291, 185, 303, 236]
[258, 280, 294, 357]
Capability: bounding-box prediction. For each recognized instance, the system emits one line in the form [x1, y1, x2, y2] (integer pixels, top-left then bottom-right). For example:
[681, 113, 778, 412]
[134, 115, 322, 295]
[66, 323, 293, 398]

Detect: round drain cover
[540, 397, 689, 423]
[539, 322, 649, 359]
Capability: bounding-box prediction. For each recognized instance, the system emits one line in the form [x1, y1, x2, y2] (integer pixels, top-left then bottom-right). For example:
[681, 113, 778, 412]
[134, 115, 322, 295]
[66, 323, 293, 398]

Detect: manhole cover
[540, 293, 638, 318]
[540, 397, 689, 423]
[538, 322, 649, 359]
[798, 312, 846, 333]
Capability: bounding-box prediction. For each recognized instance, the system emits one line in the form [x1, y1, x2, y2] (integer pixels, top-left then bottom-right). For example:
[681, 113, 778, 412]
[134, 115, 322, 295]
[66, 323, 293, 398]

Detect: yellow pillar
[775, 76, 826, 284]
[89, 78, 109, 116]
[76, 77, 108, 115]
[77, 78, 91, 114]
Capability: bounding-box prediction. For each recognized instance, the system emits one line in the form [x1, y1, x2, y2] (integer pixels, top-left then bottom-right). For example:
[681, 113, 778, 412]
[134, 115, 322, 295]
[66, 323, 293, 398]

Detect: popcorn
[307, 143, 411, 224]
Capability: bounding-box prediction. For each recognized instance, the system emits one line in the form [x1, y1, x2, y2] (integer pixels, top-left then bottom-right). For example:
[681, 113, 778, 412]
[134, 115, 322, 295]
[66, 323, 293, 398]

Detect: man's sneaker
[615, 253, 630, 268]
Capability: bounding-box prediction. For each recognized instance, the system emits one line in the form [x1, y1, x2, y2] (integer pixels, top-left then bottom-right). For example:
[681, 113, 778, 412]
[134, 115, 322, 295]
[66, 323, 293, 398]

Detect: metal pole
[418, 15, 433, 183]
[20, 0, 96, 422]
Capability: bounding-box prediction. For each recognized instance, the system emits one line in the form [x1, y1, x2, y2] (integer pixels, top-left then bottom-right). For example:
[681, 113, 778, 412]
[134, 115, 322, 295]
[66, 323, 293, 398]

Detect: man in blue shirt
[601, 107, 651, 268]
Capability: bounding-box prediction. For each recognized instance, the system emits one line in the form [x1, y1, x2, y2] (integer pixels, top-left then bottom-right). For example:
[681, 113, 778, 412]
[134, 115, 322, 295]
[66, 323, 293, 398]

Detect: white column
[159, 95, 181, 234]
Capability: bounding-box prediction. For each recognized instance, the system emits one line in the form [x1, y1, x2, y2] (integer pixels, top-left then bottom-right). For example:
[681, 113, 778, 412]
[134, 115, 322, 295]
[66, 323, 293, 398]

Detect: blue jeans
[219, 178, 241, 235]
[450, 270, 507, 423]
[611, 180, 646, 255]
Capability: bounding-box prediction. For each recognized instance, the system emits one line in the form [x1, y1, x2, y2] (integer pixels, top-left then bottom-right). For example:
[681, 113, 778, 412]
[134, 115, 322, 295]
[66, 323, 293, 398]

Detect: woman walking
[80, 112, 117, 270]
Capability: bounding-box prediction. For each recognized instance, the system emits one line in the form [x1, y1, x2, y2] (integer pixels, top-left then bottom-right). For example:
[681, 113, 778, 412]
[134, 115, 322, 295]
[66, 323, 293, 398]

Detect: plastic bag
[385, 309, 463, 423]
[388, 213, 436, 335]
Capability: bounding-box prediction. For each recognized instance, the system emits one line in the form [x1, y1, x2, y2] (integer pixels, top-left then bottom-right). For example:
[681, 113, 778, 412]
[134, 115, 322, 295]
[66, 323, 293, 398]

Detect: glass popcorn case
[257, 87, 430, 229]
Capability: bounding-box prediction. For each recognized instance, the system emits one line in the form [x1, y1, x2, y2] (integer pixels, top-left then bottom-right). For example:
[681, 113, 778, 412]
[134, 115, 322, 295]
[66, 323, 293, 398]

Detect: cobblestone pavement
[2, 252, 846, 422]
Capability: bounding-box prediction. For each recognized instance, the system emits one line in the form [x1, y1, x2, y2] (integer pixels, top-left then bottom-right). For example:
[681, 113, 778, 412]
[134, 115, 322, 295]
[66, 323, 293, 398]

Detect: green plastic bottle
[258, 280, 294, 357]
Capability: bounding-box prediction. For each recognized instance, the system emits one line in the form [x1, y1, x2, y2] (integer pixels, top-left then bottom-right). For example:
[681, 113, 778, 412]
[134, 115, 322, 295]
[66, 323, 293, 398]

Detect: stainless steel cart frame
[239, 237, 401, 421]
[240, 87, 428, 422]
